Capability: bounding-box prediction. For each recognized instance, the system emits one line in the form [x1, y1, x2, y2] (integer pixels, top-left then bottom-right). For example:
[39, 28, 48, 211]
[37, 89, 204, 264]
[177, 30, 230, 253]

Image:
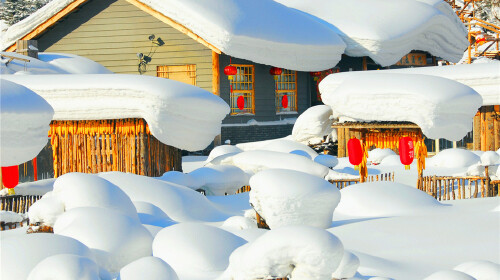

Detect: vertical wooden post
[337, 128, 345, 157]
[362, 57, 368, 71]
[16, 40, 38, 58]
[485, 106, 495, 151]
[480, 107, 487, 151]
[494, 105, 500, 151]
[485, 166, 490, 197]
[473, 110, 481, 150]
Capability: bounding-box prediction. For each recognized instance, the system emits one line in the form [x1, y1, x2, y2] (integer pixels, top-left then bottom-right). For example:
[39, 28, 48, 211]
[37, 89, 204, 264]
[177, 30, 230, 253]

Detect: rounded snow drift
[423, 269, 476, 280]
[368, 148, 396, 165]
[426, 148, 480, 168]
[249, 168, 340, 229]
[189, 165, 249, 195]
[118, 256, 179, 280]
[27, 254, 100, 280]
[314, 154, 339, 168]
[454, 260, 500, 280]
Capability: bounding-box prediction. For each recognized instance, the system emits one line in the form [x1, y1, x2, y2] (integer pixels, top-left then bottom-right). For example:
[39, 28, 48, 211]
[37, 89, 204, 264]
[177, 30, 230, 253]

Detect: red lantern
[281, 95, 288, 109]
[310, 71, 322, 81]
[224, 65, 237, 80]
[2, 166, 19, 189]
[237, 96, 245, 110]
[399, 137, 414, 170]
[269, 67, 282, 80]
[348, 138, 363, 167]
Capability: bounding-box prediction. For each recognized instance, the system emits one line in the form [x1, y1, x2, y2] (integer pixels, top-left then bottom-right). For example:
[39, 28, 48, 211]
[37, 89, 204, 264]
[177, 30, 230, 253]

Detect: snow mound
[226, 150, 329, 178]
[480, 151, 500, 166]
[0, 211, 23, 223]
[157, 171, 202, 191]
[454, 260, 500, 280]
[1, 233, 94, 280]
[27, 254, 101, 280]
[250, 169, 340, 229]
[221, 216, 258, 230]
[29, 173, 138, 226]
[98, 172, 232, 222]
[427, 149, 481, 168]
[314, 154, 339, 168]
[133, 201, 176, 227]
[118, 256, 179, 280]
[379, 155, 403, 166]
[2, 74, 229, 151]
[206, 145, 243, 164]
[261, 139, 319, 159]
[0, 178, 55, 196]
[0, 79, 54, 166]
[335, 182, 442, 218]
[38, 53, 113, 74]
[292, 105, 334, 145]
[332, 251, 360, 280]
[368, 148, 397, 165]
[320, 73, 482, 141]
[189, 165, 249, 195]
[153, 223, 246, 278]
[276, 0, 468, 65]
[221, 226, 344, 280]
[423, 270, 476, 280]
[54, 207, 153, 273]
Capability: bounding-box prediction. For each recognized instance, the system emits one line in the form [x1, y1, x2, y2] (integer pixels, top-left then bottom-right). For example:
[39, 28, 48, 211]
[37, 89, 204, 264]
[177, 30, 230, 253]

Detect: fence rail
[419, 176, 499, 201]
[0, 195, 42, 213]
[330, 172, 395, 190]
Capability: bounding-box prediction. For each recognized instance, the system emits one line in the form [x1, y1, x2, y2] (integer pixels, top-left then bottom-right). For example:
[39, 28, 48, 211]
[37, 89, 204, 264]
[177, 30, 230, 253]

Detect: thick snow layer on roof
[319, 72, 483, 141]
[2, 0, 345, 71]
[249, 169, 340, 229]
[3, 74, 229, 151]
[1, 52, 113, 74]
[221, 226, 345, 280]
[378, 62, 500, 106]
[275, 0, 468, 66]
[0, 79, 54, 166]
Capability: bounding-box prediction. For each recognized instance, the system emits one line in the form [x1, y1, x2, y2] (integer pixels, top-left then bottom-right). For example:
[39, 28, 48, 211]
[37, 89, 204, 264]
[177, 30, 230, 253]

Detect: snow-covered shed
[1, 0, 468, 144]
[3, 73, 230, 178]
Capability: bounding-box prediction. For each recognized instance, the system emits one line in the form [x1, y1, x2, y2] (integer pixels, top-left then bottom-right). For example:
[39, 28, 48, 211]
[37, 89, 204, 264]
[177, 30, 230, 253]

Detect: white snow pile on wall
[319, 72, 483, 141]
[276, 0, 468, 66]
[3, 74, 230, 151]
[118, 256, 179, 280]
[220, 226, 345, 280]
[98, 172, 234, 222]
[249, 169, 340, 229]
[368, 148, 397, 165]
[1, 52, 113, 74]
[138, 0, 346, 71]
[334, 182, 443, 218]
[1, 233, 95, 280]
[292, 105, 335, 145]
[381, 62, 500, 106]
[0, 79, 54, 166]
[222, 150, 329, 178]
[189, 165, 249, 195]
[426, 148, 481, 168]
[153, 223, 246, 279]
[53, 207, 153, 274]
[26, 254, 101, 280]
[28, 173, 139, 227]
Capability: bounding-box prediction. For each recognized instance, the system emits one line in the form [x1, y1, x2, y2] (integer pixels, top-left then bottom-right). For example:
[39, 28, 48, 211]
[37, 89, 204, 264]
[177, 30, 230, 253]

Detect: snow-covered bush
[249, 169, 340, 229]
[53, 207, 153, 273]
[118, 256, 179, 280]
[153, 223, 246, 279]
[221, 226, 345, 280]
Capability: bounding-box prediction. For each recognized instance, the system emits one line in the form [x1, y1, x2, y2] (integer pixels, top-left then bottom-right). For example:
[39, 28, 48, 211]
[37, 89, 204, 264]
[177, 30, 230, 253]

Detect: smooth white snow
[275, 0, 468, 66]
[427, 148, 481, 168]
[332, 251, 361, 280]
[0, 178, 55, 196]
[423, 270, 476, 280]
[454, 260, 500, 280]
[249, 169, 340, 229]
[157, 171, 203, 191]
[368, 149, 397, 165]
[53, 207, 153, 273]
[189, 165, 249, 195]
[205, 145, 243, 164]
[0, 79, 53, 166]
[292, 105, 335, 145]
[118, 256, 179, 280]
[320, 72, 483, 141]
[27, 254, 101, 280]
[0, 211, 24, 223]
[2, 74, 230, 151]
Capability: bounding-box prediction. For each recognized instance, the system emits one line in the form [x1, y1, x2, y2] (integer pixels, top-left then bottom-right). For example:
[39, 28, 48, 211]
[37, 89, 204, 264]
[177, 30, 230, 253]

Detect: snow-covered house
[1, 0, 469, 144]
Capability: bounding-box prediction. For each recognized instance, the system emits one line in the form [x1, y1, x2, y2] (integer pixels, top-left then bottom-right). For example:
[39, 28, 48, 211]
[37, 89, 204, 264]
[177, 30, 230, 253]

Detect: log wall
[473, 105, 500, 151]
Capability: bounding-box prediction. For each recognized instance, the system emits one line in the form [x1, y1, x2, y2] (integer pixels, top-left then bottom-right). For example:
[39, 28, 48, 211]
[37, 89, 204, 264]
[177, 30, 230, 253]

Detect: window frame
[157, 64, 197, 86]
[229, 64, 255, 115]
[275, 69, 298, 114]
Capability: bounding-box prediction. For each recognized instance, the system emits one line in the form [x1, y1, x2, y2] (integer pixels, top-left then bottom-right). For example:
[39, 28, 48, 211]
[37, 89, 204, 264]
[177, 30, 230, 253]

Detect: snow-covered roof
[1, 0, 346, 71]
[2, 74, 229, 151]
[275, 0, 469, 66]
[1, 52, 113, 74]
[319, 72, 483, 141]
[1, 79, 54, 166]
[377, 62, 500, 106]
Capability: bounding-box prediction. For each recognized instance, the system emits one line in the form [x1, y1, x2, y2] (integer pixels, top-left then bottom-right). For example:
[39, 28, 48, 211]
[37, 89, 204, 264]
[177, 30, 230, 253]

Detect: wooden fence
[1, 195, 42, 213]
[330, 172, 394, 190]
[419, 176, 499, 201]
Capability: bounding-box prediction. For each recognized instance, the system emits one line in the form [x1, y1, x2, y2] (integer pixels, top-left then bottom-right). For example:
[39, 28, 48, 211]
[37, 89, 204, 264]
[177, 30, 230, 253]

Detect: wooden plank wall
[474, 105, 500, 151]
[37, 0, 213, 91]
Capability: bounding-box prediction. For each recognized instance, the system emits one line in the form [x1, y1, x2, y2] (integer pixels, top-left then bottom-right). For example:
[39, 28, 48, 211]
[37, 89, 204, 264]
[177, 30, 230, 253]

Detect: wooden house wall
[219, 55, 312, 124]
[35, 0, 213, 91]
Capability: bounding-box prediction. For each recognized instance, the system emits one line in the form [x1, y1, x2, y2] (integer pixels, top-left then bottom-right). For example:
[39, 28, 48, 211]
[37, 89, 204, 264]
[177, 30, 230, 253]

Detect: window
[157, 65, 196, 85]
[230, 65, 255, 115]
[275, 69, 297, 113]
